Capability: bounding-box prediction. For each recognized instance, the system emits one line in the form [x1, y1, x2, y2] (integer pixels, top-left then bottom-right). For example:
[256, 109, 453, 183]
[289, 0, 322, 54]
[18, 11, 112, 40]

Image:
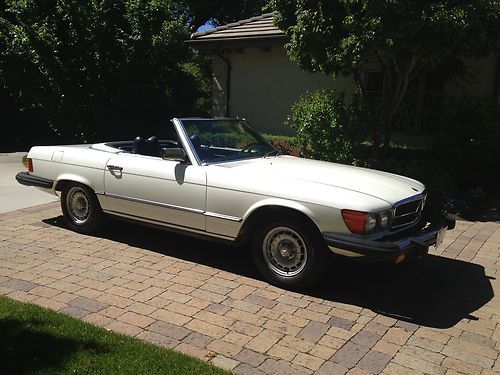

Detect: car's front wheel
[252, 218, 330, 290]
[61, 183, 104, 234]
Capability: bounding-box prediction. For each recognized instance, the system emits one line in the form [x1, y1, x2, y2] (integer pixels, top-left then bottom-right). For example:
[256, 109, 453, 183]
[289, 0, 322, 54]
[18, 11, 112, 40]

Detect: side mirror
[161, 147, 186, 162]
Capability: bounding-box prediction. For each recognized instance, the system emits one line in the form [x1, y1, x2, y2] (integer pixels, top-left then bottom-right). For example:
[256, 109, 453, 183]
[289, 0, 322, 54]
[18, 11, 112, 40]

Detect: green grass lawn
[0, 296, 229, 374]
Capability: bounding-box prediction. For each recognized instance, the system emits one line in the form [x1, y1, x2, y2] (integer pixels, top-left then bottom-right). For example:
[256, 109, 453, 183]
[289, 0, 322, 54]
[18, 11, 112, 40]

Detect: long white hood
[207, 156, 425, 209]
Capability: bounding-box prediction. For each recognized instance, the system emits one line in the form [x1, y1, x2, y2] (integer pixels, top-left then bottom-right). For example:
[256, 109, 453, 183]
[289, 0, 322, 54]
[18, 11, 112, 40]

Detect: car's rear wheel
[61, 183, 104, 234]
[252, 218, 330, 290]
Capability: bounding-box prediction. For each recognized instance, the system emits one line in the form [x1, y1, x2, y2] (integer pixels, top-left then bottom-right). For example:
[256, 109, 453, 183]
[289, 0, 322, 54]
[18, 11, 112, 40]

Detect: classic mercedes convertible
[17, 118, 456, 289]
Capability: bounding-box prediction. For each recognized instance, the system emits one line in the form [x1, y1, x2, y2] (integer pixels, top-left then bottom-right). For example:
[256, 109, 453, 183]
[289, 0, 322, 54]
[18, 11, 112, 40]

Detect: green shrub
[285, 90, 366, 164]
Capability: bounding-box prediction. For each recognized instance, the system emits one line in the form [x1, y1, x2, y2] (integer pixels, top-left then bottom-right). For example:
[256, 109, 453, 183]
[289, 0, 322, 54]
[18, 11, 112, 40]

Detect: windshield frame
[175, 118, 277, 166]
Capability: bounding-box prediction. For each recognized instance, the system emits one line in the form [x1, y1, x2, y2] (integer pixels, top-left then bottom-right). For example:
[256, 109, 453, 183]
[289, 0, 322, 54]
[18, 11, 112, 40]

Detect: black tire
[251, 217, 330, 290]
[60, 183, 104, 234]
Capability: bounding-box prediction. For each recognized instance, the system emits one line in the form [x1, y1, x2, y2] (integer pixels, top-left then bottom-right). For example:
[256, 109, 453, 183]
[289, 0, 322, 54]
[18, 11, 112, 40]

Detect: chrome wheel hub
[262, 227, 307, 277]
[67, 187, 90, 224]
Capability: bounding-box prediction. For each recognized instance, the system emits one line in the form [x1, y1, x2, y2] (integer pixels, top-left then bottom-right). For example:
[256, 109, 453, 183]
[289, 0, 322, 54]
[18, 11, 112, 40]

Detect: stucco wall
[210, 48, 499, 136]
[212, 47, 355, 135]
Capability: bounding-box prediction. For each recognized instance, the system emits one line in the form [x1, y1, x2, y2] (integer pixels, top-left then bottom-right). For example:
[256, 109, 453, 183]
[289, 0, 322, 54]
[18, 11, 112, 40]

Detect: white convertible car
[17, 118, 456, 289]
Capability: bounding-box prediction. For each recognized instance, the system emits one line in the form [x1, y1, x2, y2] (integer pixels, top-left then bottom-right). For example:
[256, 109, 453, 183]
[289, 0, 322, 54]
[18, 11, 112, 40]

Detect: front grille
[391, 194, 426, 230]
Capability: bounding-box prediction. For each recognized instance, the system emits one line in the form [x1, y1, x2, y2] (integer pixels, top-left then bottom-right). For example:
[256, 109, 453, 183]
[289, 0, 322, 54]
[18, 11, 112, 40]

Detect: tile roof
[190, 12, 285, 43]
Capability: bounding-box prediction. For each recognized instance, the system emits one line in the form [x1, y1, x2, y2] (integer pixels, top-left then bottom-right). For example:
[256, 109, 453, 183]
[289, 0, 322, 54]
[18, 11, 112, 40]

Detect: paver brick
[441, 345, 495, 369]
[69, 296, 107, 313]
[245, 293, 277, 309]
[223, 330, 252, 346]
[83, 313, 113, 327]
[372, 339, 400, 357]
[32, 296, 67, 311]
[212, 355, 240, 371]
[235, 348, 268, 367]
[185, 318, 229, 339]
[175, 342, 210, 361]
[233, 363, 266, 375]
[329, 315, 355, 330]
[393, 352, 446, 375]
[245, 330, 283, 353]
[298, 321, 330, 342]
[207, 339, 243, 357]
[309, 344, 336, 360]
[442, 357, 482, 375]
[351, 330, 381, 348]
[357, 350, 392, 374]
[331, 342, 370, 369]
[148, 320, 191, 340]
[318, 334, 346, 350]
[383, 327, 413, 345]
[3, 278, 39, 292]
[267, 343, 298, 361]
[183, 331, 214, 347]
[117, 311, 154, 328]
[447, 337, 499, 359]
[150, 308, 191, 326]
[60, 305, 91, 319]
[263, 319, 302, 336]
[293, 352, 324, 371]
[316, 361, 348, 375]
[194, 309, 235, 328]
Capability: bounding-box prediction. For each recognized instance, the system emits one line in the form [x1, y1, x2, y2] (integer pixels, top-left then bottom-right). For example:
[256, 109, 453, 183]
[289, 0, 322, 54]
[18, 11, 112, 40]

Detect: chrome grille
[391, 194, 426, 230]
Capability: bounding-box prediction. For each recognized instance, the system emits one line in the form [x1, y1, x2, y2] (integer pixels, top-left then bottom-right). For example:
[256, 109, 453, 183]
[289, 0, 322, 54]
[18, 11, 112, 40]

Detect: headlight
[378, 210, 393, 230]
[341, 209, 393, 234]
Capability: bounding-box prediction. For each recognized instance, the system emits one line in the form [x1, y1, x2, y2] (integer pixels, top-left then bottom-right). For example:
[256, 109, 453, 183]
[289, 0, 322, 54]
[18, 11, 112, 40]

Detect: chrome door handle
[107, 165, 123, 172]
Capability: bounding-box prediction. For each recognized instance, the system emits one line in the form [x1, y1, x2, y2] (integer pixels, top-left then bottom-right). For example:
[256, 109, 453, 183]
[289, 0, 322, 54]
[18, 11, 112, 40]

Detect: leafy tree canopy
[272, 0, 500, 148]
[183, 0, 270, 31]
[0, 0, 210, 144]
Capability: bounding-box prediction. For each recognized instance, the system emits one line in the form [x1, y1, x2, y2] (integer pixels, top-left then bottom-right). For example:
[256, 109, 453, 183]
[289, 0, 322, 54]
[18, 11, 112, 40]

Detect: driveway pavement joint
[1, 202, 499, 374]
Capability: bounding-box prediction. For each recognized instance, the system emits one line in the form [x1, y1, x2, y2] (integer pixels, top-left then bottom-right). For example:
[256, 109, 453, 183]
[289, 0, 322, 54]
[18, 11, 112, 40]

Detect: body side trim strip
[204, 211, 242, 222]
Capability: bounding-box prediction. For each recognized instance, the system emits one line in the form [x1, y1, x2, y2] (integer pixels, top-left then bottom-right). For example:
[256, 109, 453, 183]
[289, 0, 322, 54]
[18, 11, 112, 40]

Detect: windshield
[180, 119, 276, 164]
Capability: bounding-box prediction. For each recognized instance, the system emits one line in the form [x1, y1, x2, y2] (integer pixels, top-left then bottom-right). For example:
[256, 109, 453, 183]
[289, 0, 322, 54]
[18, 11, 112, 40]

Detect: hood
[209, 156, 425, 205]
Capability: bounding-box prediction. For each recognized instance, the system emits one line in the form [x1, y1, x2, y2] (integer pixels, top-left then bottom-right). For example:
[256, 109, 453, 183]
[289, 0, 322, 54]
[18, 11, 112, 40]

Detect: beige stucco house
[189, 13, 500, 136]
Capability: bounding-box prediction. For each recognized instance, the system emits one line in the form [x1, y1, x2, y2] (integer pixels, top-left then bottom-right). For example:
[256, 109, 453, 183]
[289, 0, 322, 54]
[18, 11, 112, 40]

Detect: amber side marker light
[27, 158, 33, 173]
[395, 253, 406, 264]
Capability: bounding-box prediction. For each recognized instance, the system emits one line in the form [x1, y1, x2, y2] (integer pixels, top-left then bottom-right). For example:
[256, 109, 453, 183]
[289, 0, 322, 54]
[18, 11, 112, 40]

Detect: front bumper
[323, 216, 454, 262]
[16, 172, 54, 189]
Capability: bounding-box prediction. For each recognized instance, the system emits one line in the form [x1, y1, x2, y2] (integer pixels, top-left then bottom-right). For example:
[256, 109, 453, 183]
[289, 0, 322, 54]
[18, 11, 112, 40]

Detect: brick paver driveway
[1, 202, 499, 374]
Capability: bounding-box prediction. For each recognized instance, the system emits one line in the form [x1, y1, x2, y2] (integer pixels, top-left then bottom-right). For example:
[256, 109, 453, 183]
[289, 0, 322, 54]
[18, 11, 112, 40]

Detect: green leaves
[273, 0, 500, 149]
[0, 0, 210, 143]
[286, 89, 366, 164]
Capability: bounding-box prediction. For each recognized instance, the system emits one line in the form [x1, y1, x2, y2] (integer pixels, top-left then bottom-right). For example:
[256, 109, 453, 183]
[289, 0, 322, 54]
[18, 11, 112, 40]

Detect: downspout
[216, 52, 231, 117]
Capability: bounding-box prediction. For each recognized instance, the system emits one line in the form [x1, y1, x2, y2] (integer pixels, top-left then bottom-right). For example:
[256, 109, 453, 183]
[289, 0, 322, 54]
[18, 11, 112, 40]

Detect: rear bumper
[16, 172, 54, 189]
[323, 217, 454, 262]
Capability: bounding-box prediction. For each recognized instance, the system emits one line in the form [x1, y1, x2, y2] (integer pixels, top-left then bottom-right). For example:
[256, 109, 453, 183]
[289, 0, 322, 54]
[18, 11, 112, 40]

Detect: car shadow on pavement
[44, 215, 494, 330]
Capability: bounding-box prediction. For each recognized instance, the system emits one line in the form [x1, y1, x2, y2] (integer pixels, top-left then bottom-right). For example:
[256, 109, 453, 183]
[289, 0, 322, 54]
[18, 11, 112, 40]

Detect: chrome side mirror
[161, 147, 186, 162]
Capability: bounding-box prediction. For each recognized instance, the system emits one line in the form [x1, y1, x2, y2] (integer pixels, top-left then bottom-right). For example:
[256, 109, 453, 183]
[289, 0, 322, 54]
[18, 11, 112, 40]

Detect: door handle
[107, 165, 123, 172]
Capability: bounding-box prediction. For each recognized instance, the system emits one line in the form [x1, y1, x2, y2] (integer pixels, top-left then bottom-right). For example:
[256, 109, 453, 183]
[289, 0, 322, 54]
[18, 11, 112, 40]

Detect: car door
[104, 153, 206, 231]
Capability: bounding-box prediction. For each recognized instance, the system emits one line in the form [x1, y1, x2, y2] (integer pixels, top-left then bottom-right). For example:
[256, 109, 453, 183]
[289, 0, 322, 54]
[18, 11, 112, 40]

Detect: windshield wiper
[263, 148, 283, 158]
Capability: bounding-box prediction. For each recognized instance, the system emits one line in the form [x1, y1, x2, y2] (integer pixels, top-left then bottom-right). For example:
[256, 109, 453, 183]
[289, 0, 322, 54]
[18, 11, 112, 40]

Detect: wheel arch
[236, 200, 322, 245]
[54, 175, 94, 192]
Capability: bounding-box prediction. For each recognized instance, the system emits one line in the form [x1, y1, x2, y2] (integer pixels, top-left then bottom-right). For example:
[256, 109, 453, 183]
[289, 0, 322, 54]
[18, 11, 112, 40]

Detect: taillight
[27, 158, 33, 173]
[341, 210, 368, 234]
